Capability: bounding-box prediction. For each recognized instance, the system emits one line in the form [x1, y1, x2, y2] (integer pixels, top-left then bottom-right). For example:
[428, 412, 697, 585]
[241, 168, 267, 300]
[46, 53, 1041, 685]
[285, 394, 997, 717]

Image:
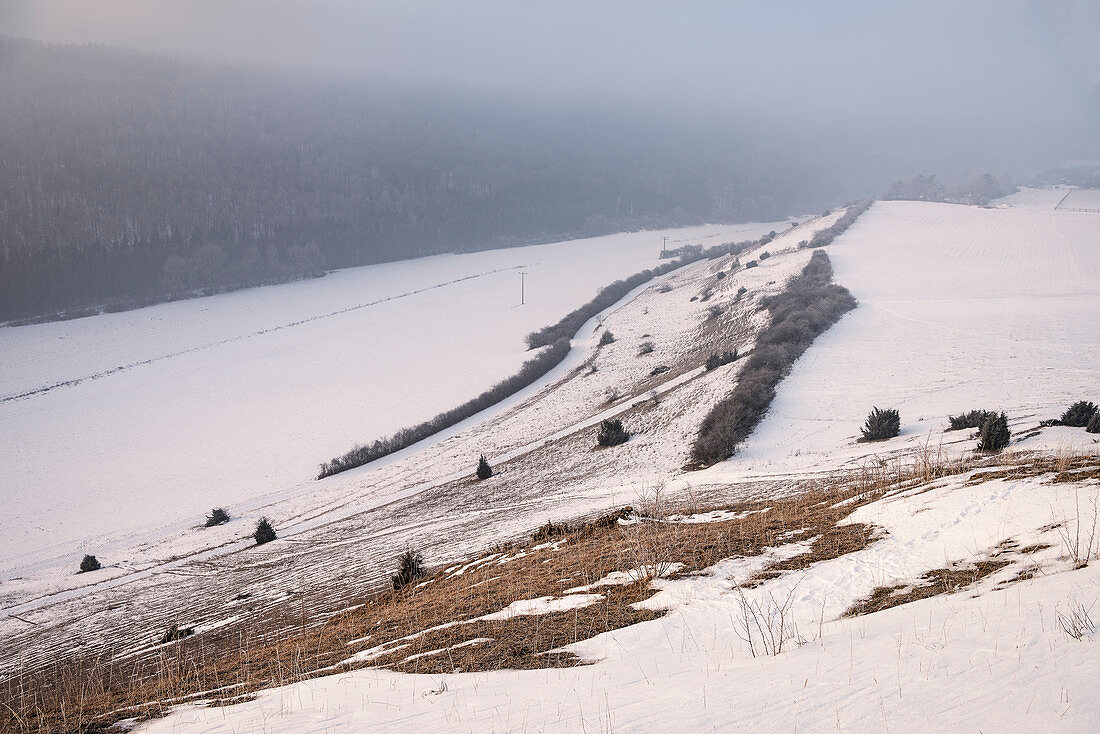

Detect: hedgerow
[690, 250, 857, 465]
[320, 229, 783, 478]
[319, 338, 570, 478]
[803, 199, 874, 248]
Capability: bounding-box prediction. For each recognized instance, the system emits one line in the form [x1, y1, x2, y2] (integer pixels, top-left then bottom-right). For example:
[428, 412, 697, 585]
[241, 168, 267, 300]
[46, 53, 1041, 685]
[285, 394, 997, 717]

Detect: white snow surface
[711, 196, 1100, 478]
[0, 222, 784, 579]
[478, 593, 604, 621]
[139, 471, 1100, 733]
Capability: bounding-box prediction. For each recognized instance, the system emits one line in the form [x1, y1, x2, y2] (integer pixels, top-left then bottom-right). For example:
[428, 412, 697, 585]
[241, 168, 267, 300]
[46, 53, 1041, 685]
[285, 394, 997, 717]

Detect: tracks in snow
[1, 264, 527, 404]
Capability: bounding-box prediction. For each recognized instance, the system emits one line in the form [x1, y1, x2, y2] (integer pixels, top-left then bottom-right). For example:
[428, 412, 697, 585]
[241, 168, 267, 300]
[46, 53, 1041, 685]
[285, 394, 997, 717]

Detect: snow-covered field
[1058, 187, 1100, 211]
[0, 221, 787, 581]
[716, 190, 1100, 477]
[0, 214, 823, 669]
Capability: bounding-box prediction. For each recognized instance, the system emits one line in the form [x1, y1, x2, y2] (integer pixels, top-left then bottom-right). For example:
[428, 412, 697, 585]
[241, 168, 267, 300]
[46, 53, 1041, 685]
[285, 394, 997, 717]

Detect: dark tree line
[0, 37, 849, 322]
[1029, 166, 1100, 188]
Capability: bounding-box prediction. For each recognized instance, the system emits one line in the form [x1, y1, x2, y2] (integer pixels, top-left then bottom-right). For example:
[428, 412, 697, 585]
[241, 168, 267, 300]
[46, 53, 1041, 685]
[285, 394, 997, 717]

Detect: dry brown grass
[5, 448, 1098, 733]
[2, 480, 884, 733]
[843, 559, 1012, 617]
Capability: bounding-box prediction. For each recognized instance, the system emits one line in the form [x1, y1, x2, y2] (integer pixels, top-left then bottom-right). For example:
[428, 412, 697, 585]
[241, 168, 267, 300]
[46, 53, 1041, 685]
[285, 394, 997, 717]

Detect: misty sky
[2, 0, 1098, 158]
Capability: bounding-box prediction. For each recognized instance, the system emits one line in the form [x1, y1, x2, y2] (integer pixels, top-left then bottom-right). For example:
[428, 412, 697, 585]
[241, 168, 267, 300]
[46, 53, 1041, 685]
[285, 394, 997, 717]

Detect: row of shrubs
[863, 406, 1012, 451]
[318, 337, 571, 478]
[947, 401, 1099, 447]
[321, 219, 802, 481]
[802, 199, 874, 249]
[525, 264, 688, 349]
[858, 399, 1099, 455]
[690, 250, 858, 465]
[319, 230, 781, 478]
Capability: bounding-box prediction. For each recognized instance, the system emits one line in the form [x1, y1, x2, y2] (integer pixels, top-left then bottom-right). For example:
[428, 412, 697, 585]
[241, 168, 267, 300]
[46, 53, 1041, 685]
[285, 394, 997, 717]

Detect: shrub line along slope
[318, 234, 771, 478]
[690, 250, 858, 466]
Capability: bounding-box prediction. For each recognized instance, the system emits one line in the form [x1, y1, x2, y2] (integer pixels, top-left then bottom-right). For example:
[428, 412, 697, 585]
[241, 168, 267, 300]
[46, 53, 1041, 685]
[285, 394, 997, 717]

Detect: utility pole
[519, 271, 527, 305]
[661, 236, 668, 257]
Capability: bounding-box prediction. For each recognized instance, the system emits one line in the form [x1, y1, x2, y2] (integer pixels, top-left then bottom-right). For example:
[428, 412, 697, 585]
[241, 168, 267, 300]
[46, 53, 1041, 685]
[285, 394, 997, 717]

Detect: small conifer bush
[598, 330, 615, 346]
[637, 340, 655, 356]
[79, 554, 101, 573]
[205, 508, 230, 527]
[976, 412, 1011, 452]
[1061, 401, 1098, 428]
[947, 409, 995, 431]
[716, 271, 726, 280]
[597, 418, 630, 447]
[705, 350, 738, 370]
[1086, 412, 1100, 434]
[860, 407, 900, 441]
[253, 517, 277, 545]
[759, 250, 771, 260]
[744, 260, 758, 269]
[392, 548, 426, 590]
[476, 454, 493, 480]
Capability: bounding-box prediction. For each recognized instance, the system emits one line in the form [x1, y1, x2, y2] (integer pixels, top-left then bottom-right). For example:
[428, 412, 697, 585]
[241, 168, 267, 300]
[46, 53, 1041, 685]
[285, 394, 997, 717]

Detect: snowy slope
[139, 466, 1100, 734]
[721, 197, 1100, 475]
[0, 213, 830, 672]
[128, 193, 1100, 734]
[0, 221, 788, 576]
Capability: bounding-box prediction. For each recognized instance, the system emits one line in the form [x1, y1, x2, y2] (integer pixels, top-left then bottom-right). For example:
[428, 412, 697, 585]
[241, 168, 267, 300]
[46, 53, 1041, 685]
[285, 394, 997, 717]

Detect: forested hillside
[0, 38, 849, 321]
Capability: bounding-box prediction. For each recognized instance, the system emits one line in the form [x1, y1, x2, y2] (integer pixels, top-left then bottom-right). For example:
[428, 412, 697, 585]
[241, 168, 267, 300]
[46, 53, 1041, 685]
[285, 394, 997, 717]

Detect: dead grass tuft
[844, 559, 1011, 617]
